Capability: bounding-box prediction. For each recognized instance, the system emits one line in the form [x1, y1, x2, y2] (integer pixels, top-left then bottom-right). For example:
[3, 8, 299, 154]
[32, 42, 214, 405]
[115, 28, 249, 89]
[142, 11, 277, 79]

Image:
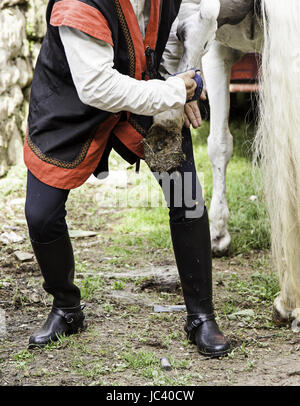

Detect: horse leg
[203, 42, 242, 256]
[149, 0, 220, 173]
[273, 227, 300, 329]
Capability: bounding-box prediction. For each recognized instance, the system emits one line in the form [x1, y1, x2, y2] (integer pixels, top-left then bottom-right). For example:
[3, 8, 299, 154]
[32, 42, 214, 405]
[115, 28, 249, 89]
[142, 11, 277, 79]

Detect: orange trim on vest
[118, 0, 145, 79]
[24, 115, 120, 190]
[118, 0, 161, 79]
[144, 0, 161, 50]
[50, 0, 114, 46]
[113, 121, 145, 159]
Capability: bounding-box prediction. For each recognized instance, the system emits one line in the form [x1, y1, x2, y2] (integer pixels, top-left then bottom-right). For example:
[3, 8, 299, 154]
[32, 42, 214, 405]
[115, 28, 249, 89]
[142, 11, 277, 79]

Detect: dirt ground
[0, 169, 300, 388]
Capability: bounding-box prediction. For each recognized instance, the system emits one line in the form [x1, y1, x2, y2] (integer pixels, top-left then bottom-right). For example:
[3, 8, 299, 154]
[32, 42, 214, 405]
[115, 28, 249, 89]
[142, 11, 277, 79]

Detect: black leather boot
[28, 305, 85, 348]
[28, 233, 84, 348]
[170, 208, 230, 357]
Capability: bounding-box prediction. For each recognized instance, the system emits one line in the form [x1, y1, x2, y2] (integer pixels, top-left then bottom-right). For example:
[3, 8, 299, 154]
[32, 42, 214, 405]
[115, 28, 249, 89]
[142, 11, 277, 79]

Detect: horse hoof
[291, 309, 300, 333]
[212, 246, 230, 258]
[211, 233, 231, 257]
[291, 319, 300, 333]
[272, 297, 294, 327]
[272, 306, 291, 327]
[142, 124, 184, 173]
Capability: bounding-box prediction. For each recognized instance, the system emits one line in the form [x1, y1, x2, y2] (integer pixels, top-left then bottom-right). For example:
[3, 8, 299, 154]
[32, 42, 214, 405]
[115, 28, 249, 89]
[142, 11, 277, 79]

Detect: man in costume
[24, 0, 230, 357]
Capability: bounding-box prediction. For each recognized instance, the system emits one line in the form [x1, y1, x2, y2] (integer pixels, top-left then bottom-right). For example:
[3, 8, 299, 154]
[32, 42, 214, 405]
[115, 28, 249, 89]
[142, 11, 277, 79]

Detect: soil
[0, 173, 300, 388]
[143, 124, 184, 173]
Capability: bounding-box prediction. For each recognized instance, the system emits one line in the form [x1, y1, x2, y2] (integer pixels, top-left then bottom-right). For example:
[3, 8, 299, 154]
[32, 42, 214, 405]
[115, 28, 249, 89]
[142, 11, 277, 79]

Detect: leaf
[227, 309, 255, 320]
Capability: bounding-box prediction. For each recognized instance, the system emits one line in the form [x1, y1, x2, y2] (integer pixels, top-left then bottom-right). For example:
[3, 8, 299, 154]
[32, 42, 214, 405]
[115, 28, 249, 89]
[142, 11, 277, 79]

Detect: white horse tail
[254, 0, 300, 326]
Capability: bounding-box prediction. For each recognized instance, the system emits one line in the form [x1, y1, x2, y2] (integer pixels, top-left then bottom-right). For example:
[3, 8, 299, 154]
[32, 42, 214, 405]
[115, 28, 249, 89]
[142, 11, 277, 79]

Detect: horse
[151, 0, 300, 331]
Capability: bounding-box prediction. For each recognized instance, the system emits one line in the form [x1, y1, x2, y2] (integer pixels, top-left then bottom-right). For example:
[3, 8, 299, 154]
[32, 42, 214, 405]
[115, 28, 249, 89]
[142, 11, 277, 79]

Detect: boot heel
[65, 308, 85, 334]
[68, 318, 85, 334]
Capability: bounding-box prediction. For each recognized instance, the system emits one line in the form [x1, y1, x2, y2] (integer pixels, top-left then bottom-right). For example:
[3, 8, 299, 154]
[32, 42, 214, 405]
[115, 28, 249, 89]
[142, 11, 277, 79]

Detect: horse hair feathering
[254, 0, 300, 322]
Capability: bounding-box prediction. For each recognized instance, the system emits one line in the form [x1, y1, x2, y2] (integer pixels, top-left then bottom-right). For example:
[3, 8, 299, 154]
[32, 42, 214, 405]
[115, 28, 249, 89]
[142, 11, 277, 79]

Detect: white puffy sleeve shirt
[58, 0, 186, 116]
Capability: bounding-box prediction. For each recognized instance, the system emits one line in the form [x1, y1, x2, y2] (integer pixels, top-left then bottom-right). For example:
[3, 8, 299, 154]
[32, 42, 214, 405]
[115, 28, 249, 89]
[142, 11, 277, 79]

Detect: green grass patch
[228, 270, 280, 306]
[121, 349, 159, 372]
[112, 280, 126, 290]
[192, 119, 270, 255]
[111, 207, 171, 250]
[120, 349, 194, 385]
[14, 349, 35, 362]
[79, 275, 105, 300]
[13, 349, 35, 371]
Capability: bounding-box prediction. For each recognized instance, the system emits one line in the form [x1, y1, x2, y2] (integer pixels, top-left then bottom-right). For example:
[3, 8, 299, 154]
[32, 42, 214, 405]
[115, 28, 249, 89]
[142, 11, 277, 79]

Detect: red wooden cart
[230, 53, 260, 92]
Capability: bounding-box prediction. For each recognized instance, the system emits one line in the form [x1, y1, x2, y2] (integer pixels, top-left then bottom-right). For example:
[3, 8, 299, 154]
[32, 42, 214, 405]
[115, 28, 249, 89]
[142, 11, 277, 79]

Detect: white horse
[153, 0, 300, 330]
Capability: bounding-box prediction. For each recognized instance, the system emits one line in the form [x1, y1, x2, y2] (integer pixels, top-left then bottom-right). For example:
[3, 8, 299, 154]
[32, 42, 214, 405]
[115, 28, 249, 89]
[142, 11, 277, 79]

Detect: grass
[121, 349, 159, 372]
[191, 116, 270, 255]
[119, 350, 192, 385]
[79, 275, 105, 300]
[112, 280, 126, 290]
[13, 349, 35, 371]
[217, 265, 280, 327]
[14, 349, 35, 362]
[228, 270, 280, 305]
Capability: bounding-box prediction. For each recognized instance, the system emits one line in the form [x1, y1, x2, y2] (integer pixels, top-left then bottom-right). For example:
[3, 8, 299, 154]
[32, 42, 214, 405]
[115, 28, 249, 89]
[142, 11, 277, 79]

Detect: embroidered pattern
[128, 116, 148, 137]
[27, 132, 94, 169]
[114, 0, 136, 78]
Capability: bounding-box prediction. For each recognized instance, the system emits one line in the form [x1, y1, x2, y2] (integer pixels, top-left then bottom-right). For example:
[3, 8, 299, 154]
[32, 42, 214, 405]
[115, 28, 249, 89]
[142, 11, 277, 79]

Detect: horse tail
[254, 0, 300, 324]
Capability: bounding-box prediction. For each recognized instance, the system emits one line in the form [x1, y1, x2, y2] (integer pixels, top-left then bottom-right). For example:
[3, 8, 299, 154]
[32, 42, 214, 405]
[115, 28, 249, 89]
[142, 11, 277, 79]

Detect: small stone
[69, 229, 99, 238]
[30, 293, 40, 303]
[153, 305, 186, 313]
[160, 357, 172, 371]
[14, 251, 34, 262]
[0, 231, 23, 244]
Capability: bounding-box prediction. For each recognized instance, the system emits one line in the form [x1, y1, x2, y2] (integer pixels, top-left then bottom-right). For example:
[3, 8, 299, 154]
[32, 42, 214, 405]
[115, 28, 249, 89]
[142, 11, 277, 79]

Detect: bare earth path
[0, 165, 300, 387]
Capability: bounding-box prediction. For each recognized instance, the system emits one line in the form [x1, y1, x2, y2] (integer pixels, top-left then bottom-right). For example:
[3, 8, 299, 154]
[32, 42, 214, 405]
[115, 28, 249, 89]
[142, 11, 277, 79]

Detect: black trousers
[25, 128, 204, 243]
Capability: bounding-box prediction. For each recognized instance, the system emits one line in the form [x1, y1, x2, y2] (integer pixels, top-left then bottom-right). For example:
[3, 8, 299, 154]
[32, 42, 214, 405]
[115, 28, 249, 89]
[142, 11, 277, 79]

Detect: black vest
[25, 0, 182, 188]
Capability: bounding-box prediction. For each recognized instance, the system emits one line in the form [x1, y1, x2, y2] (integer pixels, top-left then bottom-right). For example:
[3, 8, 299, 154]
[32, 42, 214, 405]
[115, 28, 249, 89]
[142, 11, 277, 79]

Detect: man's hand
[184, 100, 202, 129]
[176, 70, 206, 129]
[176, 70, 197, 101]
